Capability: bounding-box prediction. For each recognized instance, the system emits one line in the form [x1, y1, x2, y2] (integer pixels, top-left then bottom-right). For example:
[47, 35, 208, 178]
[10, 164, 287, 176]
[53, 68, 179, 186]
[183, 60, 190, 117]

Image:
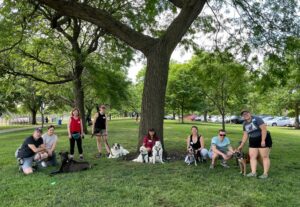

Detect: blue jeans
[47, 152, 57, 166]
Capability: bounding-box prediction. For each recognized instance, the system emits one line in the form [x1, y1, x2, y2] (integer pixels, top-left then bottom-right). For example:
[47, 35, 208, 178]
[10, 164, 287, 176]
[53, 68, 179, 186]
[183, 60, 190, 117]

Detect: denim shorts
[21, 156, 34, 170]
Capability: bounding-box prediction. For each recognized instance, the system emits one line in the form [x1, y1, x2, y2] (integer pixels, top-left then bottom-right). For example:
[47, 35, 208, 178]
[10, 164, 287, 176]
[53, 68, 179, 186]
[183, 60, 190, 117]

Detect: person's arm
[186, 136, 190, 151]
[200, 136, 205, 150]
[28, 144, 46, 153]
[238, 131, 248, 151]
[227, 145, 234, 154]
[50, 136, 57, 153]
[212, 144, 228, 159]
[260, 124, 267, 147]
[92, 113, 98, 134]
[68, 118, 72, 139]
[105, 115, 108, 135]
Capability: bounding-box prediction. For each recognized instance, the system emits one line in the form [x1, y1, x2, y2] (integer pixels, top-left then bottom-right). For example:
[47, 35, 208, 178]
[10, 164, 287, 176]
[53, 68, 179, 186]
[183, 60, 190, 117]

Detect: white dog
[108, 143, 129, 158]
[132, 146, 149, 163]
[150, 141, 164, 164]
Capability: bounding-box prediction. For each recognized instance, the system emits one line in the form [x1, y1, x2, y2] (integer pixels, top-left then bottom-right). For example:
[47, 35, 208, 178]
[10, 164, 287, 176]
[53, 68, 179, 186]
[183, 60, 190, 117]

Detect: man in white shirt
[42, 125, 58, 166]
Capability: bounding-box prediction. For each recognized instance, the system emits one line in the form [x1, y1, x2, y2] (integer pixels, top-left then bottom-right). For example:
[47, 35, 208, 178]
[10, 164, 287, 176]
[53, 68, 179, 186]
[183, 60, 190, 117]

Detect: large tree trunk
[73, 73, 87, 133]
[138, 46, 171, 151]
[31, 109, 37, 125]
[221, 113, 225, 130]
[295, 102, 300, 129]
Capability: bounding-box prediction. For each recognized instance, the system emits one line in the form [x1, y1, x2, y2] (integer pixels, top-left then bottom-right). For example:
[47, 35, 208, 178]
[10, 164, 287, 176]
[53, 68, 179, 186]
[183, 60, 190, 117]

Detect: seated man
[17, 128, 48, 175]
[42, 125, 58, 166]
[208, 129, 234, 169]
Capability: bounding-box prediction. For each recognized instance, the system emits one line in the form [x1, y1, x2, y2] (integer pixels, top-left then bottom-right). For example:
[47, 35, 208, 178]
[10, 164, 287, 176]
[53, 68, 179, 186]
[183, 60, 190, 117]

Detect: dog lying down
[108, 143, 129, 158]
[133, 141, 164, 164]
[50, 151, 91, 175]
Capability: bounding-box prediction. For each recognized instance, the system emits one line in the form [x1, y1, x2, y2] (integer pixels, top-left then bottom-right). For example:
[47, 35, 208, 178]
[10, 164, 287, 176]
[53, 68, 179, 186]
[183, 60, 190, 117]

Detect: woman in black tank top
[92, 104, 110, 158]
[186, 126, 208, 161]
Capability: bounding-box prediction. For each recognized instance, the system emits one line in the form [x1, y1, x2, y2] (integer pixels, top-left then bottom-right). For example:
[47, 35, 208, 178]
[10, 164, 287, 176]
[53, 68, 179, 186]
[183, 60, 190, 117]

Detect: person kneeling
[17, 128, 48, 175]
[208, 129, 234, 169]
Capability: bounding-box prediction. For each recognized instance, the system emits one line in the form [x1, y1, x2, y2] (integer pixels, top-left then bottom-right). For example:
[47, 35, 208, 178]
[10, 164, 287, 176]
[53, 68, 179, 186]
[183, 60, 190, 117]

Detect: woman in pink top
[143, 128, 160, 156]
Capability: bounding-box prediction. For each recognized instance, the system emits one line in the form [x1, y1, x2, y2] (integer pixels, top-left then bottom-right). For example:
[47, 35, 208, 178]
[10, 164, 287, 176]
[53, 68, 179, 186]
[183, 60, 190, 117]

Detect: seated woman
[208, 129, 234, 169]
[17, 128, 48, 175]
[186, 126, 208, 162]
[143, 128, 160, 156]
[42, 125, 58, 166]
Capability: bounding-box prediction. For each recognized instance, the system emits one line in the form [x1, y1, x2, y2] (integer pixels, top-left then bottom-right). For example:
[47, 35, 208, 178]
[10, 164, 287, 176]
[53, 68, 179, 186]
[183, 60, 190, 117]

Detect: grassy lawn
[0, 125, 33, 130]
[0, 119, 299, 207]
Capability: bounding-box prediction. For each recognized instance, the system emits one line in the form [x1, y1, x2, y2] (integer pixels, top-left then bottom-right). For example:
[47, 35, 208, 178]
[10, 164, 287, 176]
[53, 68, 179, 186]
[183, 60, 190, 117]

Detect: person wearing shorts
[208, 129, 234, 169]
[93, 104, 110, 158]
[17, 128, 48, 175]
[238, 109, 272, 179]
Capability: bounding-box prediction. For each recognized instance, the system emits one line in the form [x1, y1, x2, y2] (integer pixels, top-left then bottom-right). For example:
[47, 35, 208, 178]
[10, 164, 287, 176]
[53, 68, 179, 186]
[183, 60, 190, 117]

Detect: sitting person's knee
[23, 168, 33, 175]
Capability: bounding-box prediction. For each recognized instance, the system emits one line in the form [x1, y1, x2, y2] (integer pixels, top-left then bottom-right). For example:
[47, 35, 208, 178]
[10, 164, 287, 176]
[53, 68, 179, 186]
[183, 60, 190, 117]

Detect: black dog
[50, 151, 91, 175]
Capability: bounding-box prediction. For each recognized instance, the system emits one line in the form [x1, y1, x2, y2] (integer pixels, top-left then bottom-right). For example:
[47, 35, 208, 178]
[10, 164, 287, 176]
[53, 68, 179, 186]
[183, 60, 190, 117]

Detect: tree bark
[31, 109, 37, 125]
[138, 45, 171, 150]
[221, 113, 225, 130]
[73, 70, 87, 133]
[204, 110, 208, 122]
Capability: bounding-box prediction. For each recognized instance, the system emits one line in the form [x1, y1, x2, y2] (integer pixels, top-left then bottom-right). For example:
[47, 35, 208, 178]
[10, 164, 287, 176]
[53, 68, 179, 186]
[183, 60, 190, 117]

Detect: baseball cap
[34, 127, 43, 133]
[240, 109, 250, 116]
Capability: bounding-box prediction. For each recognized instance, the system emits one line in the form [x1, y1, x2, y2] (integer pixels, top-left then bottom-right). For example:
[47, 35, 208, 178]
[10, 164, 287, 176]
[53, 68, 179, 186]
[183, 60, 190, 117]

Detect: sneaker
[79, 155, 84, 160]
[209, 164, 215, 169]
[69, 155, 74, 160]
[258, 174, 268, 179]
[96, 153, 102, 158]
[246, 172, 257, 177]
[220, 161, 230, 168]
[17, 158, 24, 165]
[41, 161, 47, 168]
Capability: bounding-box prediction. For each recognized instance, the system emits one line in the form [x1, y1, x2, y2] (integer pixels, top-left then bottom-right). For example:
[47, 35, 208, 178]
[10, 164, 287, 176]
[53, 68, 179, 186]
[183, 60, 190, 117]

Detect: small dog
[132, 146, 149, 163]
[233, 150, 250, 176]
[108, 143, 129, 158]
[50, 151, 91, 175]
[150, 141, 164, 164]
[185, 147, 197, 166]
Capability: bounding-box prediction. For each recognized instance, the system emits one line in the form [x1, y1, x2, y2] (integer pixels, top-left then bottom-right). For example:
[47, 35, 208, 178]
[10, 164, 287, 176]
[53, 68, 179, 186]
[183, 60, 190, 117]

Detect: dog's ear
[117, 144, 120, 148]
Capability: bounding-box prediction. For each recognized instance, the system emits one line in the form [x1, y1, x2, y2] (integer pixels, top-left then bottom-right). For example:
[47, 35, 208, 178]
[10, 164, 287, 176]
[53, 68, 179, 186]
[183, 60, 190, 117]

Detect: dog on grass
[50, 151, 91, 175]
[132, 146, 149, 163]
[150, 141, 164, 164]
[184, 146, 197, 166]
[233, 150, 250, 176]
[108, 143, 129, 158]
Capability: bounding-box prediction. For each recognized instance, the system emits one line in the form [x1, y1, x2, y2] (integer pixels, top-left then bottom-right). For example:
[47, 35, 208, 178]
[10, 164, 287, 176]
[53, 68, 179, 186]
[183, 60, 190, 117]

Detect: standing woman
[186, 126, 208, 162]
[93, 104, 110, 158]
[68, 108, 84, 160]
[238, 110, 272, 179]
[143, 128, 160, 156]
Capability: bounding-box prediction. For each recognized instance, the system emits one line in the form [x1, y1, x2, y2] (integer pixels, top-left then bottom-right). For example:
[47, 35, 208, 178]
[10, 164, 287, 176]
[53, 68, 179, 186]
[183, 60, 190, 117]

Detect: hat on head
[240, 109, 250, 116]
[34, 127, 43, 133]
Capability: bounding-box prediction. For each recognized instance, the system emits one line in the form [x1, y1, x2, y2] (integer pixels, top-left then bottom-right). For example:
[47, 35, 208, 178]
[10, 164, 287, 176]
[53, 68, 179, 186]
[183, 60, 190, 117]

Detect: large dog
[233, 150, 250, 176]
[50, 151, 91, 175]
[184, 146, 197, 166]
[132, 146, 149, 163]
[150, 141, 164, 164]
[108, 143, 129, 158]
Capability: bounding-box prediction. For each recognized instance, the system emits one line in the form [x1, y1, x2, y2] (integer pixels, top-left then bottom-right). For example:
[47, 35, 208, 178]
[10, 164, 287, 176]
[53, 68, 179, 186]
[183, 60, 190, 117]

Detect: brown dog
[233, 151, 250, 176]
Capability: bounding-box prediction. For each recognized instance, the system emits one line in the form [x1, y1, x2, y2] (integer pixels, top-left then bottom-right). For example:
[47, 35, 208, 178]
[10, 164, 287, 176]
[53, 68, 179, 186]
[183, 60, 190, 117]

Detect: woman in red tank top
[68, 108, 84, 159]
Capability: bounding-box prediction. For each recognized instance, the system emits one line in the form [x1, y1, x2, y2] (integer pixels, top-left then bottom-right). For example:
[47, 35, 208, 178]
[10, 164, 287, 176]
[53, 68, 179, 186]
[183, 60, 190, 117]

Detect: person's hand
[48, 150, 52, 156]
[68, 135, 72, 139]
[81, 134, 85, 139]
[261, 140, 266, 147]
[237, 145, 243, 151]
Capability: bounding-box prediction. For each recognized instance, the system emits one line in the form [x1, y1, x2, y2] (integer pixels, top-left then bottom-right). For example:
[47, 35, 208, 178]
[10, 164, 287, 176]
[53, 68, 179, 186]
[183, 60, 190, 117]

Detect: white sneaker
[220, 161, 230, 168]
[41, 161, 47, 168]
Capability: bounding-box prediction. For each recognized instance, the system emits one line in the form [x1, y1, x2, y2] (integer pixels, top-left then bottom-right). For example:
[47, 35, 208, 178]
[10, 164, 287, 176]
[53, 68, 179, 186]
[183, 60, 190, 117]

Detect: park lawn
[0, 125, 33, 130]
[0, 119, 299, 207]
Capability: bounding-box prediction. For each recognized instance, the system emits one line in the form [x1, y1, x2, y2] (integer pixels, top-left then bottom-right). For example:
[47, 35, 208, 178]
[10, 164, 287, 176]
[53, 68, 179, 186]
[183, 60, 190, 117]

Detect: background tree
[190, 50, 248, 130]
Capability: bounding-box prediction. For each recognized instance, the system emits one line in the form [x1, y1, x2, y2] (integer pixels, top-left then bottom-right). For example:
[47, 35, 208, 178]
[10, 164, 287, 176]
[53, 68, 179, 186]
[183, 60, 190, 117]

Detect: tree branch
[35, 0, 157, 54]
[168, 0, 184, 8]
[163, 0, 207, 54]
[18, 49, 53, 66]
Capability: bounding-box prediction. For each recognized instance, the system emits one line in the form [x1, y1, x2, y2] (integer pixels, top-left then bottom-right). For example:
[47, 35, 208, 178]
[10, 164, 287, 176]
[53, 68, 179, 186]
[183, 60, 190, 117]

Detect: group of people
[16, 107, 272, 179]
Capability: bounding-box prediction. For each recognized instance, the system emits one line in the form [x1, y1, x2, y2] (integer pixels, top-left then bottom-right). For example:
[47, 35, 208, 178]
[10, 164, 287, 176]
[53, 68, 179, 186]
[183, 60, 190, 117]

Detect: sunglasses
[101, 107, 106, 109]
[219, 134, 226, 136]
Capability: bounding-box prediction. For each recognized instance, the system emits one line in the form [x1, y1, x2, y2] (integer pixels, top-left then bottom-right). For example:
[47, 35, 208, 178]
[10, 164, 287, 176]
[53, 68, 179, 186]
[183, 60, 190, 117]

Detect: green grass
[0, 119, 299, 207]
[0, 125, 33, 130]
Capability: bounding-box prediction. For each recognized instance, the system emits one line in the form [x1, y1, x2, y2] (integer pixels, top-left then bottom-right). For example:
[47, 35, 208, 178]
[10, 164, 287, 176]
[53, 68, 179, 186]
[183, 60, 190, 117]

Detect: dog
[50, 151, 91, 175]
[150, 141, 164, 164]
[184, 147, 197, 166]
[132, 146, 149, 163]
[233, 150, 250, 176]
[108, 143, 129, 158]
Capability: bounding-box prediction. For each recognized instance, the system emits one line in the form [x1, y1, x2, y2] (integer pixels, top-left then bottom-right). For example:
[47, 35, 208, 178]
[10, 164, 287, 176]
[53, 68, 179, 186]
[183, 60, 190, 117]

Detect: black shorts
[249, 131, 272, 148]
